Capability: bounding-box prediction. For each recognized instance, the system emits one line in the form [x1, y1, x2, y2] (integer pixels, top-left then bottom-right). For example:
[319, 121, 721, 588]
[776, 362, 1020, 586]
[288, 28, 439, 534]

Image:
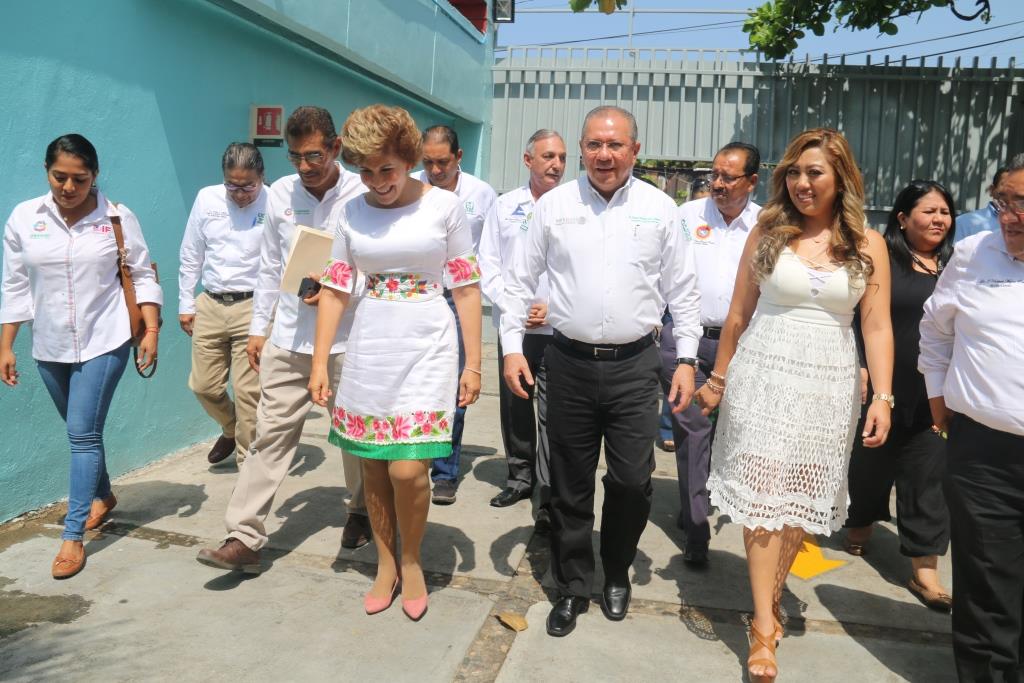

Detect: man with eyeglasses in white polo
[178, 142, 267, 467]
[196, 106, 369, 574]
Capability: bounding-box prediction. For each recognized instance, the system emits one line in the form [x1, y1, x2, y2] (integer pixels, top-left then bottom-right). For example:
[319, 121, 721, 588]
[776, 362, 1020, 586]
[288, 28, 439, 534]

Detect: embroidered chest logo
[93, 224, 113, 234]
[32, 221, 47, 232]
[521, 211, 533, 231]
[206, 210, 229, 219]
[695, 224, 713, 241]
[554, 216, 587, 226]
[30, 220, 50, 239]
[252, 212, 266, 227]
[464, 200, 475, 215]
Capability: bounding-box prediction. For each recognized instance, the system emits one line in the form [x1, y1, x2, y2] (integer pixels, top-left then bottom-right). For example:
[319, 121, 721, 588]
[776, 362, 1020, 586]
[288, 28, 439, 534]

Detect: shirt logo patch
[510, 205, 526, 218]
[465, 201, 475, 214]
[30, 221, 50, 239]
[32, 221, 47, 232]
[93, 224, 113, 234]
[284, 208, 293, 216]
[206, 210, 229, 219]
[520, 211, 533, 231]
[695, 224, 712, 241]
[252, 212, 266, 227]
[554, 216, 587, 226]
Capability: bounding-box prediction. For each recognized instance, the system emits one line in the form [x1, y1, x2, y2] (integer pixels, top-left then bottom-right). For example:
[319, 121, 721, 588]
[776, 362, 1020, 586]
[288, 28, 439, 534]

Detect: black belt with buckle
[552, 330, 655, 361]
[702, 326, 722, 340]
[207, 291, 254, 303]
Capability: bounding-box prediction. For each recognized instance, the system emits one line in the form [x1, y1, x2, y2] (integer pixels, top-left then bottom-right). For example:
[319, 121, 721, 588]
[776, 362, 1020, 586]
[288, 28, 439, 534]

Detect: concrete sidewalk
[0, 343, 955, 682]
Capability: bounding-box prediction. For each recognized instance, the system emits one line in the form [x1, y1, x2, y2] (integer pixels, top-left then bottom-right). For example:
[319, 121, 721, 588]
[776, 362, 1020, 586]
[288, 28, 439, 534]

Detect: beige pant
[225, 341, 365, 550]
[188, 292, 260, 463]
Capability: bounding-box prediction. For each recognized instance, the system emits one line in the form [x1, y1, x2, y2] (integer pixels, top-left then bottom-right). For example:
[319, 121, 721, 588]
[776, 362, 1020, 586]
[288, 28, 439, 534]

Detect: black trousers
[545, 340, 661, 598]
[846, 422, 949, 557]
[945, 414, 1024, 683]
[497, 335, 551, 501]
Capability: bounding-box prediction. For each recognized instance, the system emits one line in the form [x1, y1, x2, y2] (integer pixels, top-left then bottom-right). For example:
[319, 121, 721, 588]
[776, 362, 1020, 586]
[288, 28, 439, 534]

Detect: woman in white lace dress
[310, 105, 482, 622]
[696, 128, 893, 682]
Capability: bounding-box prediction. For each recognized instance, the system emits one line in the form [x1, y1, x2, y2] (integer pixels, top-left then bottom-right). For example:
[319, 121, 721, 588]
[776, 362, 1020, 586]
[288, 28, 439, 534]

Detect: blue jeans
[432, 291, 466, 484]
[37, 342, 130, 541]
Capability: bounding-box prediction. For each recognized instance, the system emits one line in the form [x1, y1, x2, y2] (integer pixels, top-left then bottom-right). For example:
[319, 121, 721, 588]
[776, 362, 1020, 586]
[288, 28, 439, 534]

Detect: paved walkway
[0, 343, 955, 682]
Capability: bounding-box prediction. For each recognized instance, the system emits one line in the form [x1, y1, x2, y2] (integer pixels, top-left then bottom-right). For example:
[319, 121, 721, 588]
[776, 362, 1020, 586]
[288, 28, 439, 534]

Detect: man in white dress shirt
[196, 107, 368, 573]
[502, 106, 701, 637]
[415, 125, 497, 505]
[178, 143, 266, 466]
[919, 154, 1024, 681]
[479, 129, 566, 522]
[660, 142, 761, 566]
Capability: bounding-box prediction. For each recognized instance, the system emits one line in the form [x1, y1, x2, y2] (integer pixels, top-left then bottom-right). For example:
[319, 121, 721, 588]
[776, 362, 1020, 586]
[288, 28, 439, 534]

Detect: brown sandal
[842, 527, 872, 556]
[748, 622, 778, 682]
[908, 578, 953, 613]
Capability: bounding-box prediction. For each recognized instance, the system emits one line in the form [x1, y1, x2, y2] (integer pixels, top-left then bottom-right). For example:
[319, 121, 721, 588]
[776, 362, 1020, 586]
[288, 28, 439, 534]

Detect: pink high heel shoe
[364, 578, 400, 615]
[401, 592, 429, 621]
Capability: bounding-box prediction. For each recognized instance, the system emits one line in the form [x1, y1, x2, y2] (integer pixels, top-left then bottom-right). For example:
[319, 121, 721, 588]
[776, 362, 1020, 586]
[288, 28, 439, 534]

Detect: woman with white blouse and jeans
[0, 134, 162, 579]
[919, 155, 1024, 682]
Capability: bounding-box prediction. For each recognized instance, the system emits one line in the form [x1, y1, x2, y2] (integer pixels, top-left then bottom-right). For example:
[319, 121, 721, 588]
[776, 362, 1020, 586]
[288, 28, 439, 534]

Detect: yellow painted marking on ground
[789, 535, 847, 580]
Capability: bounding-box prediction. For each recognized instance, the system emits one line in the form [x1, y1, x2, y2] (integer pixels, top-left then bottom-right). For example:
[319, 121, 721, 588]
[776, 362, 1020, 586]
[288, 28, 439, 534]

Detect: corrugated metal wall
[490, 47, 1022, 215]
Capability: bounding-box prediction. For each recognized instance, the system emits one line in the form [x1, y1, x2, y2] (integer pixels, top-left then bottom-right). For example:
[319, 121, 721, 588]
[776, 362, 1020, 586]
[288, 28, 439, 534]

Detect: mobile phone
[298, 277, 322, 300]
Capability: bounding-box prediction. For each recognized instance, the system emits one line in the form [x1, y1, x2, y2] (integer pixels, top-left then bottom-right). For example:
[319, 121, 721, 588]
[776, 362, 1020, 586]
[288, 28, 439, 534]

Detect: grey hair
[581, 106, 638, 142]
[221, 142, 264, 176]
[1006, 152, 1024, 174]
[525, 129, 564, 156]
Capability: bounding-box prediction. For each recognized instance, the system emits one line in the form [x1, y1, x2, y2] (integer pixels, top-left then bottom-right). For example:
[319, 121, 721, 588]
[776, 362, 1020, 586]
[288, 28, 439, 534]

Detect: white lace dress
[707, 248, 866, 535]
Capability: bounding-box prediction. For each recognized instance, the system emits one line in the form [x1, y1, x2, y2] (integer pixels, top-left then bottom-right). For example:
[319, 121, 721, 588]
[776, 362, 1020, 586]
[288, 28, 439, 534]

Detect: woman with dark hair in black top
[843, 180, 956, 611]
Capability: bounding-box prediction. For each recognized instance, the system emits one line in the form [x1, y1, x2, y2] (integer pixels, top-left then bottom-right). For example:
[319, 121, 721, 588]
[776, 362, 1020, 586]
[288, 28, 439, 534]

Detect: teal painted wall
[0, 0, 493, 522]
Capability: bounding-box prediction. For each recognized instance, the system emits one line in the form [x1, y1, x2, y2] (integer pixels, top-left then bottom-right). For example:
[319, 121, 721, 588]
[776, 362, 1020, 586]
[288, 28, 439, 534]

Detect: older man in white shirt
[660, 142, 761, 566]
[196, 107, 368, 574]
[479, 129, 566, 520]
[178, 143, 267, 466]
[919, 154, 1024, 682]
[502, 106, 701, 637]
[415, 125, 497, 505]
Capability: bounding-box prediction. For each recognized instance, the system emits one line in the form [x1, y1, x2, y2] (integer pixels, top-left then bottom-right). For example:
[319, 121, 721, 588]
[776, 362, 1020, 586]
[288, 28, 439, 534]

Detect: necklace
[909, 248, 939, 276]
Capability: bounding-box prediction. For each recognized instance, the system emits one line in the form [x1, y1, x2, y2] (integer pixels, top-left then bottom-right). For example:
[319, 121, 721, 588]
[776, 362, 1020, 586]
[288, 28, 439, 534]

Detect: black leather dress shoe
[489, 486, 532, 508]
[683, 545, 709, 567]
[600, 581, 632, 621]
[207, 435, 236, 464]
[546, 596, 589, 637]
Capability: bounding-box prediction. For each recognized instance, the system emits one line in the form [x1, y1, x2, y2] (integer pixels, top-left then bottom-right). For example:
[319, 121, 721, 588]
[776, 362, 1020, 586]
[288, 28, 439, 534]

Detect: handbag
[111, 213, 161, 378]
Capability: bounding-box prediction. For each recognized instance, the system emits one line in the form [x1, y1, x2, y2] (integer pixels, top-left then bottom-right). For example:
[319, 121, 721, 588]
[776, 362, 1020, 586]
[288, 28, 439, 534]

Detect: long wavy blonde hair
[752, 128, 873, 283]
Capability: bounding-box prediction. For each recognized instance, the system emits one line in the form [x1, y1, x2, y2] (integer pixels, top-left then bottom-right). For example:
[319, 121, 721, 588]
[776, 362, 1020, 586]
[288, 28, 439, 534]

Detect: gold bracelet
[705, 378, 725, 394]
[710, 370, 726, 383]
[463, 367, 482, 376]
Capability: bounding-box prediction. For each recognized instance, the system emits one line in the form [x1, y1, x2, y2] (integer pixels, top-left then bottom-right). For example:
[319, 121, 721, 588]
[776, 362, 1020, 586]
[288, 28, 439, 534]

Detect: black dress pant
[497, 335, 551, 501]
[545, 340, 661, 598]
[945, 414, 1024, 683]
[846, 423, 949, 557]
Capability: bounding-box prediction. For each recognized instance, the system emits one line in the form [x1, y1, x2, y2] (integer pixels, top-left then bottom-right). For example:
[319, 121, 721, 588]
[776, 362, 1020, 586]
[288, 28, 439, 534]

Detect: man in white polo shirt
[660, 142, 761, 567]
[196, 107, 368, 573]
[479, 129, 566, 525]
[415, 125, 497, 505]
[502, 106, 701, 637]
[178, 142, 267, 466]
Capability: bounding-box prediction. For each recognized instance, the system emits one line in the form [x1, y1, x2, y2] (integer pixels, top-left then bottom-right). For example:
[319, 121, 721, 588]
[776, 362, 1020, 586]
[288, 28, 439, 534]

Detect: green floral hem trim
[329, 430, 451, 460]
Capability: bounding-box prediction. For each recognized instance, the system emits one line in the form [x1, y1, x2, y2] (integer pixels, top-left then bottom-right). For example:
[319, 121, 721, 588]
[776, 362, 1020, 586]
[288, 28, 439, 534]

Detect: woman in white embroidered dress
[695, 128, 893, 682]
[310, 105, 482, 622]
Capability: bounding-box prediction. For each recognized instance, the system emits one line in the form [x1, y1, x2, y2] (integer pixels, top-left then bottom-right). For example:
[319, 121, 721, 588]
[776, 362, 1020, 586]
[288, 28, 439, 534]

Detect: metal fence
[490, 47, 1023, 217]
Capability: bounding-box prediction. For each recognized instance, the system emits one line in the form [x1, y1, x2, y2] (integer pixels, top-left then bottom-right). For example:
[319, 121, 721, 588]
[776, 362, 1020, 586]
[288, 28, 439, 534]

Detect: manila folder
[280, 225, 334, 294]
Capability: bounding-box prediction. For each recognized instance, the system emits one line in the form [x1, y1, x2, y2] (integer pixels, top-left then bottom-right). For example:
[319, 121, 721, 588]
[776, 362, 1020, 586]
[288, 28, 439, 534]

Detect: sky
[495, 0, 1024, 65]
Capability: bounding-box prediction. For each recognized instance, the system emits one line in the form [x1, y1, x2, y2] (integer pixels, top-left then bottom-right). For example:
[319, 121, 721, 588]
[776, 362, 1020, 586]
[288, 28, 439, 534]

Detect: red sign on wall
[250, 104, 284, 147]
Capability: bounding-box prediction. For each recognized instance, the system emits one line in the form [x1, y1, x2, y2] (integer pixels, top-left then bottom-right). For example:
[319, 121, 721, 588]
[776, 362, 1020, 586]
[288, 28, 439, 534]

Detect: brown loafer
[341, 513, 372, 550]
[196, 538, 261, 574]
[908, 578, 953, 613]
[207, 435, 237, 464]
[52, 547, 86, 580]
[85, 494, 117, 531]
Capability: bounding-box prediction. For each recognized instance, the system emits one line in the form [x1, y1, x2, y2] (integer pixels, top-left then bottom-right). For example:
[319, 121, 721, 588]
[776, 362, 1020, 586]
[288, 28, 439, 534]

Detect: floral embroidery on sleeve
[444, 253, 481, 288]
[320, 259, 353, 292]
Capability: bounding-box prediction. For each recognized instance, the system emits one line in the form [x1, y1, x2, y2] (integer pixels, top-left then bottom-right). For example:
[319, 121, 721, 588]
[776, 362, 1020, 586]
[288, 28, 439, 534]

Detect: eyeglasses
[582, 140, 630, 154]
[286, 151, 327, 166]
[993, 196, 1024, 217]
[708, 172, 751, 185]
[223, 183, 260, 193]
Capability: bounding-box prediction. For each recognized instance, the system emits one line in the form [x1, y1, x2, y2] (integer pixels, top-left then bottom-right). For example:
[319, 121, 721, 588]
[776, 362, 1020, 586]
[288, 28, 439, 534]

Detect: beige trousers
[188, 292, 260, 463]
[225, 341, 365, 550]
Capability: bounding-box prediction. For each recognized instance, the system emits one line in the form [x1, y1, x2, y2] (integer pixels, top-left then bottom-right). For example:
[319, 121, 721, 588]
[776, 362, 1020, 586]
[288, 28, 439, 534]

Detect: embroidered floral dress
[320, 188, 481, 460]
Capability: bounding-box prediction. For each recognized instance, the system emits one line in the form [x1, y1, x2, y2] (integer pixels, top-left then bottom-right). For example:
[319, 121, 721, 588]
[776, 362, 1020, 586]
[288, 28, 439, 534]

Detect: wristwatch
[872, 393, 895, 409]
[675, 357, 698, 368]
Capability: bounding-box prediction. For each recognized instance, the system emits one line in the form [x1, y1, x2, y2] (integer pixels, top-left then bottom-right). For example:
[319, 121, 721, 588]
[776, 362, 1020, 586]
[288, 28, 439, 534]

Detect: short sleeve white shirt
[249, 164, 365, 355]
[1, 191, 163, 362]
[178, 184, 267, 314]
[414, 169, 496, 251]
[678, 196, 761, 327]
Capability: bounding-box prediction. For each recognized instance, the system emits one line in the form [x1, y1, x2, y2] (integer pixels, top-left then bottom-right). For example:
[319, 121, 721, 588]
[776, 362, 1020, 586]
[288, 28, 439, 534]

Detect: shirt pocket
[626, 222, 662, 272]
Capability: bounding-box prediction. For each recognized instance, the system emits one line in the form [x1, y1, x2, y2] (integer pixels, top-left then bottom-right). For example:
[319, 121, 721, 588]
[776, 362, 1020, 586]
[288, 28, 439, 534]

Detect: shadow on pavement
[469, 456, 508, 491]
[821, 523, 907, 588]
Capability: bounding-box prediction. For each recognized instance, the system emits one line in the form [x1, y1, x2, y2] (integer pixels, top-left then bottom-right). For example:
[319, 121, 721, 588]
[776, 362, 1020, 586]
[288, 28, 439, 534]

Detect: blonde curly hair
[341, 105, 422, 167]
[752, 128, 872, 284]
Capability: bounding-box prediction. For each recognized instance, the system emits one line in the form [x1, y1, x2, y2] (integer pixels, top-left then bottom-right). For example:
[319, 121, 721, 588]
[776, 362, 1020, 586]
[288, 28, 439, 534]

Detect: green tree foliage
[744, 0, 992, 59]
[569, 0, 628, 14]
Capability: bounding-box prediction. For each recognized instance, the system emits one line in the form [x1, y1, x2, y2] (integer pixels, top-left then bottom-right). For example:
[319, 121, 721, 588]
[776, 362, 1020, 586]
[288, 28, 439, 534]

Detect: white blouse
[1, 191, 162, 362]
